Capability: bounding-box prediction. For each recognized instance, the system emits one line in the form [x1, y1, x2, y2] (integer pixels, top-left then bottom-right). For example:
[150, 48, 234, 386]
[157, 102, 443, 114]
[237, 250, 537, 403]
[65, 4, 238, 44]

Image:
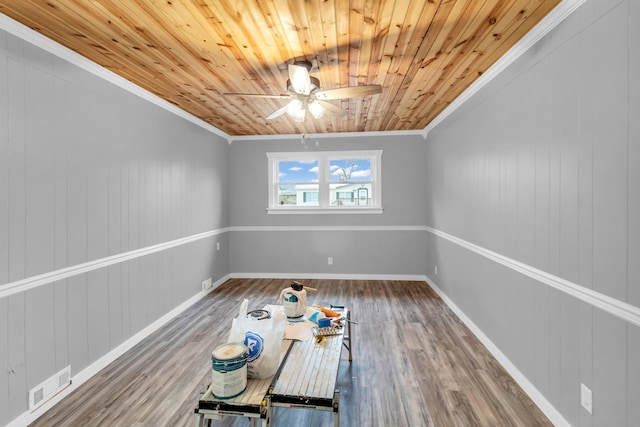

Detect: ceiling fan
[224, 61, 382, 122]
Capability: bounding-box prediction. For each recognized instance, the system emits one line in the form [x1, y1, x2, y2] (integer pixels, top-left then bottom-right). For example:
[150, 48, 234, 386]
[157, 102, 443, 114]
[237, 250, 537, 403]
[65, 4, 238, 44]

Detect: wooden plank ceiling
[0, 0, 562, 136]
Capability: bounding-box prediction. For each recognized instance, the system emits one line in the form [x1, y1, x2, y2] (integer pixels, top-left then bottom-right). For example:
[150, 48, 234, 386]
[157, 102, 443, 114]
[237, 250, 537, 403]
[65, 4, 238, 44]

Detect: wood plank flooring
[29, 278, 552, 427]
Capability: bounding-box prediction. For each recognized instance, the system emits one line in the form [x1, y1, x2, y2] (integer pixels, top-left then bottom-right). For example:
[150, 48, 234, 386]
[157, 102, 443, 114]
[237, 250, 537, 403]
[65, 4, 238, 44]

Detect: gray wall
[228, 135, 429, 276]
[3, 0, 637, 425]
[0, 29, 230, 424]
[425, 0, 639, 425]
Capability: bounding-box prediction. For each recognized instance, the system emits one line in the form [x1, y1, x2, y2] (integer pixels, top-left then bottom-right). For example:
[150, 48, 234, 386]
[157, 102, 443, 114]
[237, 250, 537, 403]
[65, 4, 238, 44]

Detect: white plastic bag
[228, 299, 286, 379]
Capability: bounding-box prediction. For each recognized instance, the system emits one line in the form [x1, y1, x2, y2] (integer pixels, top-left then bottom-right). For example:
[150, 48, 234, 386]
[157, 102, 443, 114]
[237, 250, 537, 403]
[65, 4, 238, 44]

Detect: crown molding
[0, 13, 232, 143]
[422, 0, 588, 140]
[1, 0, 587, 144]
[227, 129, 425, 143]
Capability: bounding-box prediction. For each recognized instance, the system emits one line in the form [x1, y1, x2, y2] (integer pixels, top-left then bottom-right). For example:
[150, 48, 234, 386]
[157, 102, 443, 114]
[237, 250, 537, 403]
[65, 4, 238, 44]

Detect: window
[267, 150, 383, 214]
[302, 191, 318, 204]
[336, 191, 354, 202]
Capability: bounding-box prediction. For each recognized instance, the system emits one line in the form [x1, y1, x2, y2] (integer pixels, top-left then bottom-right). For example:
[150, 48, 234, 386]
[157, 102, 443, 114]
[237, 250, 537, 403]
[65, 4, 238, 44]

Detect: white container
[280, 288, 307, 318]
[211, 342, 248, 399]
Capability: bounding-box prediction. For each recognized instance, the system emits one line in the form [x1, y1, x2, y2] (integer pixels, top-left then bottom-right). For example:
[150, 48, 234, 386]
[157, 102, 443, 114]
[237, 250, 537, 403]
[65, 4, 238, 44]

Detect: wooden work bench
[194, 307, 353, 427]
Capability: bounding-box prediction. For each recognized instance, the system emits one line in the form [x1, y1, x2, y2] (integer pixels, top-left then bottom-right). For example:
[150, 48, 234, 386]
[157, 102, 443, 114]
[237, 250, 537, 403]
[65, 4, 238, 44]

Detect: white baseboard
[230, 272, 428, 281]
[9, 272, 567, 427]
[7, 274, 230, 427]
[426, 275, 570, 427]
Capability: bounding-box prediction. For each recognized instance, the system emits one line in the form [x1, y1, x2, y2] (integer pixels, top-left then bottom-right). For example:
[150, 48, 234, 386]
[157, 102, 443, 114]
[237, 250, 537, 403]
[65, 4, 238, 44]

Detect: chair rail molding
[0, 228, 229, 299]
[426, 226, 640, 327]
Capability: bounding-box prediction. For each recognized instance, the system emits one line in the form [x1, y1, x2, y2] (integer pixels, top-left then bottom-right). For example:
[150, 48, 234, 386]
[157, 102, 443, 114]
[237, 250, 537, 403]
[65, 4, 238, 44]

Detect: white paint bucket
[280, 288, 307, 318]
[211, 342, 248, 399]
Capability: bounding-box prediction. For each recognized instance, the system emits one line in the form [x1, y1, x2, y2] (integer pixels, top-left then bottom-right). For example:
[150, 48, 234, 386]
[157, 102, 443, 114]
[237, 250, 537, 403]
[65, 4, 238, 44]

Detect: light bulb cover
[291, 108, 306, 122]
[308, 101, 325, 119]
[287, 99, 303, 115]
[287, 99, 307, 122]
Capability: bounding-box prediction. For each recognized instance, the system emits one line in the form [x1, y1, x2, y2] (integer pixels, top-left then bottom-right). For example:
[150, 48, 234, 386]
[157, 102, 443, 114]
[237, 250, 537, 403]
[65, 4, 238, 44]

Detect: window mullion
[316, 157, 327, 208]
[269, 156, 277, 208]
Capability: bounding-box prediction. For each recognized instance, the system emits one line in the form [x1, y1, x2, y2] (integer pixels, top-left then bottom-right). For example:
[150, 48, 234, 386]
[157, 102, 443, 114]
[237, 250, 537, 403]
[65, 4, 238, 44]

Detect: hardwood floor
[30, 278, 552, 426]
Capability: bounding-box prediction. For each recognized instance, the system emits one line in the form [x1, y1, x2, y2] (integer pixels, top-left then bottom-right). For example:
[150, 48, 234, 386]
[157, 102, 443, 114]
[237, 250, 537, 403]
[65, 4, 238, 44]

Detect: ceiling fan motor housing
[223, 57, 380, 121]
[293, 60, 313, 71]
[286, 76, 321, 94]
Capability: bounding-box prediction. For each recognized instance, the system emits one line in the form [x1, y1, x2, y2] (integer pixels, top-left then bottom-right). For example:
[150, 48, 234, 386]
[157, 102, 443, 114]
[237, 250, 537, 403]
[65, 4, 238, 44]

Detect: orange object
[312, 304, 340, 317]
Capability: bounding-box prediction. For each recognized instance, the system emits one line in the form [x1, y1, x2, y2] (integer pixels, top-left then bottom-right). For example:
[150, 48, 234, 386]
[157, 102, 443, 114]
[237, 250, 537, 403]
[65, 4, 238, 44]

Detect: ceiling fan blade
[314, 85, 382, 100]
[224, 92, 291, 99]
[315, 100, 349, 117]
[288, 63, 311, 95]
[266, 104, 290, 120]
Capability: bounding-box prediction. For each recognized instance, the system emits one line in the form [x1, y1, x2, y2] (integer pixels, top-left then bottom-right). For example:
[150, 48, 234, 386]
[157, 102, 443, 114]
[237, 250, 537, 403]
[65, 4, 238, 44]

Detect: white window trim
[267, 150, 383, 214]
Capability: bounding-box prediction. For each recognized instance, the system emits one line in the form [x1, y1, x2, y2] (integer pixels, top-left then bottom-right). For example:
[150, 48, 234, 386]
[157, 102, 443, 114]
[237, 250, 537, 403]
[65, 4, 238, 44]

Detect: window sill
[266, 207, 384, 215]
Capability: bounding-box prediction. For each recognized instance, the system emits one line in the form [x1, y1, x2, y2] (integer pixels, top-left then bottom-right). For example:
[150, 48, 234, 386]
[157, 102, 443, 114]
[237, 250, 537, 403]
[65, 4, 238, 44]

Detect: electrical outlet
[581, 383, 592, 414]
[216, 242, 220, 251]
[435, 265, 438, 275]
[328, 257, 333, 265]
[202, 278, 212, 291]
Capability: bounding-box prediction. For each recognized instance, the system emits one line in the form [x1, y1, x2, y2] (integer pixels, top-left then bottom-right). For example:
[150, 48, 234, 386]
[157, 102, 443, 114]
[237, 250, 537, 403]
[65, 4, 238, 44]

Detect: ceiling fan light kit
[225, 60, 382, 123]
[308, 101, 325, 119]
[287, 99, 307, 122]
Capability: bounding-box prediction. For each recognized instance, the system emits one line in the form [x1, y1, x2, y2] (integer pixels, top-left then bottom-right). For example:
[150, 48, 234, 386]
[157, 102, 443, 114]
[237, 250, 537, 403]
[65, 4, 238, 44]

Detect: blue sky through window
[278, 160, 318, 183]
[278, 158, 371, 183]
[329, 159, 371, 182]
